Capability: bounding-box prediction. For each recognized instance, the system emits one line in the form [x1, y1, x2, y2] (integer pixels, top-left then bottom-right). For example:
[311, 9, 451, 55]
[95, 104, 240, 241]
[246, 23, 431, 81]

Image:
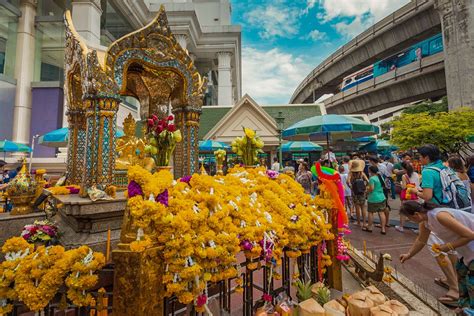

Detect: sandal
[362, 226, 373, 233]
[438, 295, 459, 307]
[434, 278, 450, 290]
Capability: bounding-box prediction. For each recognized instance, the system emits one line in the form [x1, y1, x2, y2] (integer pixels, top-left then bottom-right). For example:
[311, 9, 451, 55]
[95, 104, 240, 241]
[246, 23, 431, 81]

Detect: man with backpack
[414, 144, 471, 306]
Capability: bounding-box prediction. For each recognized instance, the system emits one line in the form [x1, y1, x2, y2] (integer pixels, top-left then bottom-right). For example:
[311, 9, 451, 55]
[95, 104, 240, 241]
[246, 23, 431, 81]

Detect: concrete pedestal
[52, 191, 126, 252]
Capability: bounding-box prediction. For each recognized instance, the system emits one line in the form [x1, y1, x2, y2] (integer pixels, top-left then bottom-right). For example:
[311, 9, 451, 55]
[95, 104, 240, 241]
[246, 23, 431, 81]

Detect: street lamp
[29, 134, 39, 172]
[275, 111, 285, 169]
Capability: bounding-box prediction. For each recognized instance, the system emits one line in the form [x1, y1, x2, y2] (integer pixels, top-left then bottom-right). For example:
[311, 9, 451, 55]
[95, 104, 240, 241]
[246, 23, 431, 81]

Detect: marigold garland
[125, 165, 335, 306]
[0, 240, 105, 311]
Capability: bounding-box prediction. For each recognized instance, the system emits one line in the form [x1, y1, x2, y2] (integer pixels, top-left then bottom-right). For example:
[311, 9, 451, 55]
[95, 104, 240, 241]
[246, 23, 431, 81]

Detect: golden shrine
[63, 6, 207, 194]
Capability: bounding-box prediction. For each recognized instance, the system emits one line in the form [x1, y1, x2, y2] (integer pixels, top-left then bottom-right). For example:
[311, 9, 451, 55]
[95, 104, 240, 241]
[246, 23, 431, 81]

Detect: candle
[363, 240, 367, 257]
[106, 228, 111, 262]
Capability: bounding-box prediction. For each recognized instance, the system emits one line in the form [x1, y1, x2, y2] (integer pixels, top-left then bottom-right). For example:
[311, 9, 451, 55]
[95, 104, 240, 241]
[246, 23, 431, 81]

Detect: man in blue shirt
[415, 144, 459, 305]
[418, 145, 445, 204]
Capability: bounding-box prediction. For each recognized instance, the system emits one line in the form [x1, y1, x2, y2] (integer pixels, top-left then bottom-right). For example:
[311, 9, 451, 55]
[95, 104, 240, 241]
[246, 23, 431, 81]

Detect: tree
[379, 122, 392, 140]
[391, 107, 474, 156]
[402, 97, 448, 115]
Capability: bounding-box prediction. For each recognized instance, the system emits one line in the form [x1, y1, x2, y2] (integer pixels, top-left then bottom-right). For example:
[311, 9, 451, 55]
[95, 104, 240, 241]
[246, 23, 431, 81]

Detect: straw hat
[350, 159, 365, 172]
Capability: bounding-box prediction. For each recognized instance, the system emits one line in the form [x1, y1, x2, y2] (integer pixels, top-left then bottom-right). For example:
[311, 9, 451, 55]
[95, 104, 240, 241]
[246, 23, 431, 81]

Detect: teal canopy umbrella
[279, 141, 323, 152]
[0, 140, 32, 153]
[39, 127, 124, 148]
[360, 139, 398, 152]
[199, 140, 230, 151]
[0, 140, 32, 160]
[282, 114, 380, 148]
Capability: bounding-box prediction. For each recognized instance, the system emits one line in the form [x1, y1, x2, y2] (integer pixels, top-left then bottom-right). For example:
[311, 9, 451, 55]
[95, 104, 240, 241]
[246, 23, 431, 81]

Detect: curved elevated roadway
[290, 0, 441, 105]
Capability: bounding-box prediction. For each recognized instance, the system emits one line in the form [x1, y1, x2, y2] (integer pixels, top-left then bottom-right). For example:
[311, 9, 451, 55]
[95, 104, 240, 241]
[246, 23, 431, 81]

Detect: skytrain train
[340, 33, 444, 92]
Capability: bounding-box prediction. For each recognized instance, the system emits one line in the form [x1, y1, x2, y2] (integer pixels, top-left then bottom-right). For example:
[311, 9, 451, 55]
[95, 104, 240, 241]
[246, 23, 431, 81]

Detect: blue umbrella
[39, 127, 124, 148]
[279, 141, 323, 152]
[0, 140, 32, 153]
[199, 140, 230, 151]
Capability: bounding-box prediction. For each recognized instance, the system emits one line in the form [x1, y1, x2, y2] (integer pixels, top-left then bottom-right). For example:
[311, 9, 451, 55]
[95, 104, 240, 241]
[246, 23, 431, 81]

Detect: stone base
[112, 245, 164, 316]
[51, 192, 126, 253]
[0, 212, 46, 245]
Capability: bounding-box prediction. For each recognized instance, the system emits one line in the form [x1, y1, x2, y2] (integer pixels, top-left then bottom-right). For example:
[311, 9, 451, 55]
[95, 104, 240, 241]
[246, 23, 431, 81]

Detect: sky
[231, 0, 410, 105]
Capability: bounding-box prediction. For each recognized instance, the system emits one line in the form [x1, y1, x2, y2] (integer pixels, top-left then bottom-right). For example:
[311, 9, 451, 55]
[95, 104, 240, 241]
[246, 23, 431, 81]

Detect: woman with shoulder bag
[396, 162, 421, 233]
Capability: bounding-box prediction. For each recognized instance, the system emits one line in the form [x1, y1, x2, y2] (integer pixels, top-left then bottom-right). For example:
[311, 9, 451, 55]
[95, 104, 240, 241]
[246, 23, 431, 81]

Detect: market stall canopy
[198, 140, 230, 151]
[39, 127, 124, 148]
[0, 140, 32, 153]
[282, 115, 380, 142]
[279, 141, 323, 152]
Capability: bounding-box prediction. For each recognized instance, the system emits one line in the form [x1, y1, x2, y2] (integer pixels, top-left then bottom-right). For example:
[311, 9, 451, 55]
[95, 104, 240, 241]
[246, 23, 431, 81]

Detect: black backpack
[352, 178, 367, 195]
[377, 174, 389, 198]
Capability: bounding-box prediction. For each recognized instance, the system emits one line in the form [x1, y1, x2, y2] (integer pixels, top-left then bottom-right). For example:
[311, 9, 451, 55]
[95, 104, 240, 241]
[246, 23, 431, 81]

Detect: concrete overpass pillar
[435, 0, 474, 109]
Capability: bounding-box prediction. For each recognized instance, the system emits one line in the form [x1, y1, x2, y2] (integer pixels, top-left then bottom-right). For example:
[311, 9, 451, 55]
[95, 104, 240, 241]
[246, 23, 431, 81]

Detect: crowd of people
[304, 145, 473, 313]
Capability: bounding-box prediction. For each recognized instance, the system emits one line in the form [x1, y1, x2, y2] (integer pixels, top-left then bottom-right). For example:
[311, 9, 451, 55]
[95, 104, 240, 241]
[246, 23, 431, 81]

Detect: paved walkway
[346, 198, 447, 300]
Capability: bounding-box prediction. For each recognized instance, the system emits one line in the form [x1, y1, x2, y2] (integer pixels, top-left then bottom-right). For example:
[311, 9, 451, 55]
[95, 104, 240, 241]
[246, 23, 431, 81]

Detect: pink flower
[147, 119, 154, 127]
[167, 115, 174, 121]
[152, 114, 158, 122]
[155, 125, 164, 134]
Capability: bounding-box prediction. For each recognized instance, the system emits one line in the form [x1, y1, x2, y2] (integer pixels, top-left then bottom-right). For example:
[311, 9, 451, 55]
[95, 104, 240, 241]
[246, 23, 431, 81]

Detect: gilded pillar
[82, 96, 120, 191]
[172, 107, 186, 179]
[66, 109, 86, 185]
[173, 106, 201, 178]
[112, 246, 163, 316]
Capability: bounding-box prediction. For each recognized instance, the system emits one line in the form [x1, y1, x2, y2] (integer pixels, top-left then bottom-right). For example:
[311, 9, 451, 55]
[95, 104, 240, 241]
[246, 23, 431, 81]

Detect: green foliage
[294, 279, 313, 302]
[402, 97, 448, 115]
[391, 107, 474, 155]
[379, 122, 393, 140]
[314, 285, 331, 306]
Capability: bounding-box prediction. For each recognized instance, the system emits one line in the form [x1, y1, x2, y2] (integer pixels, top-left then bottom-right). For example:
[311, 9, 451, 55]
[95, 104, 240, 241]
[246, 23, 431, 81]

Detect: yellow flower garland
[125, 165, 335, 306]
[0, 240, 105, 311]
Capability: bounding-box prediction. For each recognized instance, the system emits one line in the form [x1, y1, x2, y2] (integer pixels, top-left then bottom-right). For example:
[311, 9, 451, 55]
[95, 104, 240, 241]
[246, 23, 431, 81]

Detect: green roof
[198, 107, 232, 139]
[199, 104, 321, 140]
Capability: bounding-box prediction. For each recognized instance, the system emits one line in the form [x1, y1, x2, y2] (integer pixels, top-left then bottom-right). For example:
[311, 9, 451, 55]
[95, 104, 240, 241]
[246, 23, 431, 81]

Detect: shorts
[367, 201, 387, 213]
[352, 194, 366, 206]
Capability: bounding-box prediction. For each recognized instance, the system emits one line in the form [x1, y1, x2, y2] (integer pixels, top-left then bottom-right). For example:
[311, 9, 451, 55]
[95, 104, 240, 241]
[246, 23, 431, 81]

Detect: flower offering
[125, 164, 334, 307]
[21, 220, 60, 245]
[231, 127, 264, 166]
[145, 114, 182, 166]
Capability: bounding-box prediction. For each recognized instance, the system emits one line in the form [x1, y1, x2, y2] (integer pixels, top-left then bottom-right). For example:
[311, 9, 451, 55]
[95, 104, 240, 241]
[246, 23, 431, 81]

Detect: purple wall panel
[30, 87, 64, 157]
[0, 83, 16, 140]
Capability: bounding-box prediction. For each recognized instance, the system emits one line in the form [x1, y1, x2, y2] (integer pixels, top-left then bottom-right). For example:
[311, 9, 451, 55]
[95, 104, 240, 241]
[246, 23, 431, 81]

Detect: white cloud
[306, 29, 326, 41]
[317, 0, 410, 38]
[245, 4, 300, 39]
[303, 0, 317, 14]
[241, 46, 314, 104]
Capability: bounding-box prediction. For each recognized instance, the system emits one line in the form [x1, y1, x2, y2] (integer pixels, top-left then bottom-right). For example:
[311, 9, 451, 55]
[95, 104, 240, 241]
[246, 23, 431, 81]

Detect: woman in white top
[399, 201, 474, 311]
[395, 162, 421, 233]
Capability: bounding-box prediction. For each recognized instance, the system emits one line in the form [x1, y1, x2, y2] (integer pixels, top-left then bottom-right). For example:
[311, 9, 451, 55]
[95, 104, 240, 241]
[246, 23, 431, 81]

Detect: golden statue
[116, 113, 154, 171]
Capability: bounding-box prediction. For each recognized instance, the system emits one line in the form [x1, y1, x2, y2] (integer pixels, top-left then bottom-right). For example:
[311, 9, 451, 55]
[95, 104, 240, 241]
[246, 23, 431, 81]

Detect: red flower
[147, 119, 154, 127]
[155, 125, 164, 134]
[196, 294, 207, 307]
[152, 114, 158, 122]
[167, 115, 174, 121]
[168, 124, 176, 132]
[262, 293, 272, 302]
